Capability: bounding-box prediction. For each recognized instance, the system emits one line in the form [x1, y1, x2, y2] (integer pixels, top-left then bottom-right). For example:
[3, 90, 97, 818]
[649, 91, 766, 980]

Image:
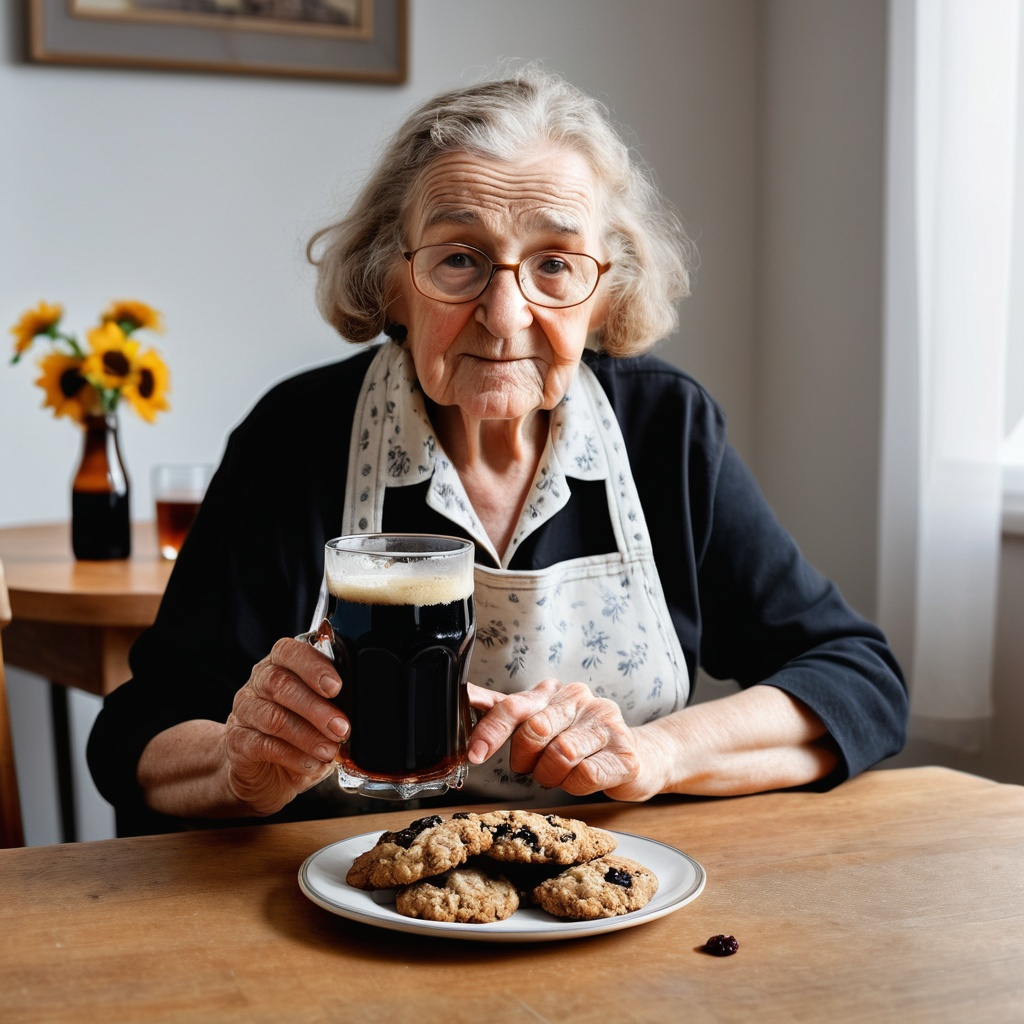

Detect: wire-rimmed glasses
[403, 243, 611, 309]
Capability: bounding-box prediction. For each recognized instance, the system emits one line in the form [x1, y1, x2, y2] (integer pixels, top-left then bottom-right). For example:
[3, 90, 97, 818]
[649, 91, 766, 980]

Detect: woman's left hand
[467, 679, 663, 801]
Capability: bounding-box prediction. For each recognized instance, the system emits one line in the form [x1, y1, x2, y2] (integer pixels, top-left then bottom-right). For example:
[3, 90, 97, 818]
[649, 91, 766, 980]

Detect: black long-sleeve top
[87, 346, 908, 836]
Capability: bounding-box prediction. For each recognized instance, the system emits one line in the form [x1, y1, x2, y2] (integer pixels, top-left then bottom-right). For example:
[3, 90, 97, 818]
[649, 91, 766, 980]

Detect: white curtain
[879, 0, 1022, 749]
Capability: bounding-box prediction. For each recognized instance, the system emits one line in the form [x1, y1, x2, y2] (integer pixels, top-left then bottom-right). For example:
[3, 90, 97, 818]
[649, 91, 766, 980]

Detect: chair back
[0, 558, 25, 847]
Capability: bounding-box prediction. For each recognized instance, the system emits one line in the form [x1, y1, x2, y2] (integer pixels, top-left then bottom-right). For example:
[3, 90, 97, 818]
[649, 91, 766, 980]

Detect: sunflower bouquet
[9, 299, 171, 424]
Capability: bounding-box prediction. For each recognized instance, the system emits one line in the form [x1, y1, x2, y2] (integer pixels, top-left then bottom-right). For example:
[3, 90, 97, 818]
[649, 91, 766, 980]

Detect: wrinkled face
[388, 147, 609, 423]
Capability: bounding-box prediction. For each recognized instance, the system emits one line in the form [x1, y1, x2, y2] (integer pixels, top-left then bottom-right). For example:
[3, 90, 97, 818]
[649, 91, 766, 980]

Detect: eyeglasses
[403, 243, 611, 309]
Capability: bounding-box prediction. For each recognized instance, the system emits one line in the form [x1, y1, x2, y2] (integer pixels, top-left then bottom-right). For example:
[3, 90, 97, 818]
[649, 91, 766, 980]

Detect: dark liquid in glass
[155, 499, 201, 559]
[326, 586, 475, 781]
[71, 491, 131, 560]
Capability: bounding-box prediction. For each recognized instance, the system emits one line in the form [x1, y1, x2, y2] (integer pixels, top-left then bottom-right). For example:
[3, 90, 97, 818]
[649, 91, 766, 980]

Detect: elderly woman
[88, 69, 907, 836]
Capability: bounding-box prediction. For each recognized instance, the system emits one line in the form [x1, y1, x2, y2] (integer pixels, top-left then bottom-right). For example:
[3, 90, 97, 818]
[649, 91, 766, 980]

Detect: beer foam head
[327, 567, 471, 607]
[325, 536, 474, 606]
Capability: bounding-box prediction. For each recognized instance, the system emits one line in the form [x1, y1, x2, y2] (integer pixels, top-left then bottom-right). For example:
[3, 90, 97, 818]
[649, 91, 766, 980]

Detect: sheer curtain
[879, 0, 1022, 749]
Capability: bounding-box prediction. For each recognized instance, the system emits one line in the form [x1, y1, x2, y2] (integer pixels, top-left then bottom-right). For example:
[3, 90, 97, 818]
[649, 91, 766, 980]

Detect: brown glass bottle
[71, 412, 131, 560]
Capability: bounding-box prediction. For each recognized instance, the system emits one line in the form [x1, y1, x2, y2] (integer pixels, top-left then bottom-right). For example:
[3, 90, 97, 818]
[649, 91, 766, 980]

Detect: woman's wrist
[138, 721, 254, 819]
[623, 686, 837, 798]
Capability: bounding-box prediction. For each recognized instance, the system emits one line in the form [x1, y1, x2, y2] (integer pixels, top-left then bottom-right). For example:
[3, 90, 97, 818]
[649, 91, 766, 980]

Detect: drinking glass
[301, 534, 476, 800]
[152, 464, 212, 560]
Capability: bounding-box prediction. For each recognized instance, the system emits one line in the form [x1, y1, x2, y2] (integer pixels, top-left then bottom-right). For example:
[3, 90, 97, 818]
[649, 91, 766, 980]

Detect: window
[1001, 27, 1024, 534]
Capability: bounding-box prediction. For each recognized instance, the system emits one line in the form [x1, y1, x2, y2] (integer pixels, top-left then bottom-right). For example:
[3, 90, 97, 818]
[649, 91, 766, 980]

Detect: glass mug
[301, 534, 476, 800]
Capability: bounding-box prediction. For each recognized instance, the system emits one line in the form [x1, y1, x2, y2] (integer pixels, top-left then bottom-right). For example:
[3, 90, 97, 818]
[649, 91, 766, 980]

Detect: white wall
[754, 0, 887, 619]
[0, 1, 759, 844]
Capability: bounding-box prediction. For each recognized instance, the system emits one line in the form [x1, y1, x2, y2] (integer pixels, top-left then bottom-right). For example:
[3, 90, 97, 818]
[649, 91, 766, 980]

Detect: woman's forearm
[139, 685, 837, 816]
[137, 721, 252, 819]
[625, 684, 839, 798]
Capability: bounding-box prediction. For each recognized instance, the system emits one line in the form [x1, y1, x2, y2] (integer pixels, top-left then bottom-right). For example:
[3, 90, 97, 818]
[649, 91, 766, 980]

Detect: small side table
[0, 522, 172, 841]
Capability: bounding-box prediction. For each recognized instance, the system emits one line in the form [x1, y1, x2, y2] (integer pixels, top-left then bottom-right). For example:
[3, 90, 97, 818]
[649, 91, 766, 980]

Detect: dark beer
[326, 573, 475, 783]
[71, 491, 131, 560]
[155, 498, 202, 560]
[152, 465, 212, 561]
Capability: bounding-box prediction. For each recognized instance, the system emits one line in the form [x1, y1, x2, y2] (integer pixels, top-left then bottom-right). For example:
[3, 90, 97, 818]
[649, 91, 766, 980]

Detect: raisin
[703, 934, 739, 957]
[604, 867, 633, 888]
[380, 815, 443, 849]
[488, 823, 541, 849]
[512, 826, 540, 850]
[411, 815, 443, 831]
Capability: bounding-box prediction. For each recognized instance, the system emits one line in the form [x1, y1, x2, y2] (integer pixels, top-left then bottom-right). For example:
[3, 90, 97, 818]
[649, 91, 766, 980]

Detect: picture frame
[27, 0, 407, 83]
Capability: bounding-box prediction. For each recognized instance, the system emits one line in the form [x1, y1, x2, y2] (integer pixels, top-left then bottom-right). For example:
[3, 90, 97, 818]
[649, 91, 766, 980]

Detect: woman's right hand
[223, 637, 349, 816]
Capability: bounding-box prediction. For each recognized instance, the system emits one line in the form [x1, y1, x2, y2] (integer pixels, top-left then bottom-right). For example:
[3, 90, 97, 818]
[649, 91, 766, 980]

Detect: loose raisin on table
[703, 934, 739, 956]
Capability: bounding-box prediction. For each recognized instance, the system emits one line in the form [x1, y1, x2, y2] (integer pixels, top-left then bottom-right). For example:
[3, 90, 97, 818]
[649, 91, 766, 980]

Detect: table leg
[49, 684, 77, 844]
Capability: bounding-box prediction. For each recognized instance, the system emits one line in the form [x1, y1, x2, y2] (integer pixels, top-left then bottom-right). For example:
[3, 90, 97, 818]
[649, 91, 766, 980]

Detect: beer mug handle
[296, 618, 335, 659]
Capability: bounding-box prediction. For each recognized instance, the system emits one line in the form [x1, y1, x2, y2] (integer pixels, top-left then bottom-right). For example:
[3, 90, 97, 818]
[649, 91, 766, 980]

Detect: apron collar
[380, 344, 609, 567]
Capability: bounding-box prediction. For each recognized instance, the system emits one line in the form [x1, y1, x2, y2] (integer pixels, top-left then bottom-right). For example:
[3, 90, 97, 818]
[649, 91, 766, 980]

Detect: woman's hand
[466, 679, 839, 801]
[223, 638, 349, 816]
[466, 679, 667, 801]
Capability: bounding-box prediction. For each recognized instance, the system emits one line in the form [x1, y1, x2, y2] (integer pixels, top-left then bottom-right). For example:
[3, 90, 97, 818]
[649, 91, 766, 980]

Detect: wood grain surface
[1, 766, 1021, 1023]
[0, 522, 171, 694]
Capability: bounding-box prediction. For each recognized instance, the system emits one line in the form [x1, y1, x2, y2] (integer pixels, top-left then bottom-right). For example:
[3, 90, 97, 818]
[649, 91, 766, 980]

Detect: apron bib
[339, 342, 688, 804]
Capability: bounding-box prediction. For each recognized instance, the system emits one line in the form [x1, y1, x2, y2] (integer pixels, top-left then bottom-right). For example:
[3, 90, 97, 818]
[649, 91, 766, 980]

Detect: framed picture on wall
[27, 0, 407, 83]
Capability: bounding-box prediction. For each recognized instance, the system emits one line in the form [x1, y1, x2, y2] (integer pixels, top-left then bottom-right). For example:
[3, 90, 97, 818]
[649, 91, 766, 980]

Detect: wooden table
[0, 522, 171, 697]
[0, 767, 1020, 1023]
[0, 522, 172, 841]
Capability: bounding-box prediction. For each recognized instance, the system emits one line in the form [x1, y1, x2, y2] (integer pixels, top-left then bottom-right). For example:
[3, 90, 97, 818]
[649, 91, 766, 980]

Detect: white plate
[298, 829, 706, 942]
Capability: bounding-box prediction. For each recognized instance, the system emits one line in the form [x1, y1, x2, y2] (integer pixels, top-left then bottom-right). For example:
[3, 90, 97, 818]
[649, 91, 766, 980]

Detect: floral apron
[338, 342, 688, 804]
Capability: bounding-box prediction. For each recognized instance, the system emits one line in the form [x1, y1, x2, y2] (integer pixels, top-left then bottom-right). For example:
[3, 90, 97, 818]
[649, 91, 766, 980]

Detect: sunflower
[35, 352, 99, 423]
[121, 348, 171, 423]
[82, 321, 141, 392]
[10, 301, 63, 362]
[102, 299, 164, 334]
[10, 297, 171, 425]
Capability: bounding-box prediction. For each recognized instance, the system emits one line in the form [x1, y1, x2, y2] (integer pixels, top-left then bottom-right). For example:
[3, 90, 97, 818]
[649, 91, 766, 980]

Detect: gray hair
[307, 67, 694, 356]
